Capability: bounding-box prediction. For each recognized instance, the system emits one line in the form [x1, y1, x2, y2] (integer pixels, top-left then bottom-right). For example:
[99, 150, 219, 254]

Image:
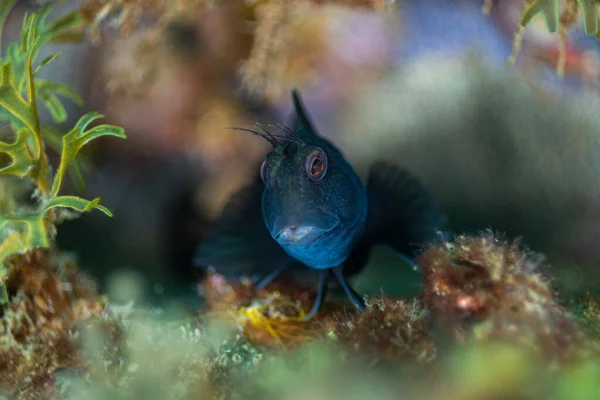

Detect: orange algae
[201, 272, 342, 349]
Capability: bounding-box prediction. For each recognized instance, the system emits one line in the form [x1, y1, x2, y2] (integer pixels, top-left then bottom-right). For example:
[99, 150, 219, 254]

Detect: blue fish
[194, 89, 450, 318]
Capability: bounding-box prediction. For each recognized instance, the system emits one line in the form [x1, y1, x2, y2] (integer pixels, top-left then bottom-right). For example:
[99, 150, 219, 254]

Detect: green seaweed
[0, 3, 126, 304]
[520, 0, 560, 33]
[577, 0, 600, 36]
[520, 0, 600, 36]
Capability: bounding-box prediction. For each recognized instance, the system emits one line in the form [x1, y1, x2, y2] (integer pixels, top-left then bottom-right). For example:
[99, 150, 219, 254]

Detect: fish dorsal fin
[291, 88, 323, 144]
[193, 178, 293, 277]
[291, 89, 347, 159]
[364, 162, 450, 259]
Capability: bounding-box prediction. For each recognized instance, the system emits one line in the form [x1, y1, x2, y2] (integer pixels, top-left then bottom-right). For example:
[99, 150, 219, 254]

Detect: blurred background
[4, 0, 600, 307]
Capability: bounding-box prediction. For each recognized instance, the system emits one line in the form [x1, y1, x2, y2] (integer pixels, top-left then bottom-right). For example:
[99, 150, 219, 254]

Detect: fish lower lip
[302, 231, 327, 245]
[279, 232, 325, 246]
[275, 226, 334, 244]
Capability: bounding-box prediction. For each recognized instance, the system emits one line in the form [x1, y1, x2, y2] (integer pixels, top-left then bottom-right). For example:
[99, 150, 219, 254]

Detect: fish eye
[306, 148, 327, 181]
[260, 160, 268, 184]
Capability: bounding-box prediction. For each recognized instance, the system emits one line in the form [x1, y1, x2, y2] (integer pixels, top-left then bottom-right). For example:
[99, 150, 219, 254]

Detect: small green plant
[0, 2, 126, 304]
[520, 0, 600, 36]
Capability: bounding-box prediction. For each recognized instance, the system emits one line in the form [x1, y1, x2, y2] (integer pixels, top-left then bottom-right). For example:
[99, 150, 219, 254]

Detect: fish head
[257, 91, 367, 266]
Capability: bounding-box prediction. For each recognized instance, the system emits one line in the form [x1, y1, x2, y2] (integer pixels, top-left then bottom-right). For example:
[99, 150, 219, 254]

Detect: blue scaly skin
[194, 89, 450, 319]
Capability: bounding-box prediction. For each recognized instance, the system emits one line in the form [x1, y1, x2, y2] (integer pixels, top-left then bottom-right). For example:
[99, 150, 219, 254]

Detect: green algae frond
[0, 2, 126, 304]
[520, 0, 600, 36]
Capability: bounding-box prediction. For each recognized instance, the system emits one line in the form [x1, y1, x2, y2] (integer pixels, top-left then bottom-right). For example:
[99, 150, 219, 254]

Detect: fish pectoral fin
[302, 269, 330, 320]
[365, 162, 450, 259]
[302, 265, 366, 319]
[390, 249, 420, 270]
[332, 265, 366, 312]
[193, 178, 293, 278]
[253, 261, 293, 291]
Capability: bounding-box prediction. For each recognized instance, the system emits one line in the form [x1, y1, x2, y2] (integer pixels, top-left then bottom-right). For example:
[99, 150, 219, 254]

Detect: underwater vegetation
[520, 0, 600, 36]
[78, 0, 392, 100]
[1, 1, 600, 399]
[3, 232, 600, 398]
[0, 1, 125, 304]
[76, 0, 600, 95]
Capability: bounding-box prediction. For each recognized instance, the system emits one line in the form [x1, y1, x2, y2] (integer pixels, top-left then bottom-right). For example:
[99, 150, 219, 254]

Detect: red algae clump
[418, 232, 600, 364]
[0, 248, 121, 399]
[329, 296, 437, 365]
[201, 273, 439, 367]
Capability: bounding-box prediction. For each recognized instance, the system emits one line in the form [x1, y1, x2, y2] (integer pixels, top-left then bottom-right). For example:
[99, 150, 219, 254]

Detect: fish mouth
[275, 225, 334, 246]
[271, 212, 339, 246]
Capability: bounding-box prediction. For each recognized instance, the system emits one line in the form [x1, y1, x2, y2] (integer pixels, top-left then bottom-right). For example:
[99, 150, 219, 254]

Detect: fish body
[194, 90, 449, 318]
